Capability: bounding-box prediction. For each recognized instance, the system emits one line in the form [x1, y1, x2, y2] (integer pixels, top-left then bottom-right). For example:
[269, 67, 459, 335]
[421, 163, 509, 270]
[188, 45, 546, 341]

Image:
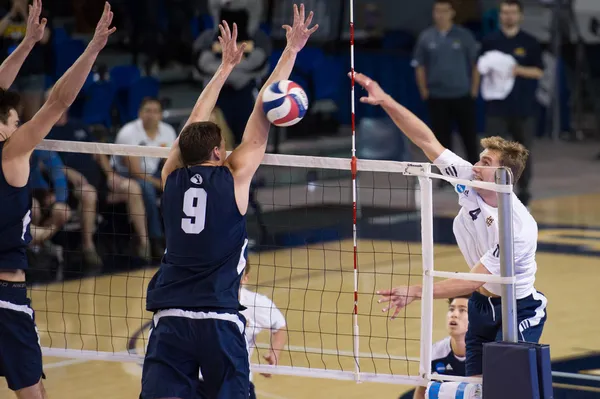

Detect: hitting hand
[350, 72, 389, 106]
[88, 2, 117, 53]
[24, 0, 47, 44]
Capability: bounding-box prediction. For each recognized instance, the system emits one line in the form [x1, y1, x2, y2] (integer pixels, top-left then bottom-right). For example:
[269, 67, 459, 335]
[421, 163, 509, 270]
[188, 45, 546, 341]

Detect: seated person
[400, 296, 469, 399]
[113, 97, 176, 258]
[47, 105, 151, 261]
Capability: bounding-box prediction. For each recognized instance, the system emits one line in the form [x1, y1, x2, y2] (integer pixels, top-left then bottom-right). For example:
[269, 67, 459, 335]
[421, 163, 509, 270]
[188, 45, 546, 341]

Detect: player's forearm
[380, 95, 444, 162]
[47, 46, 102, 109]
[258, 47, 298, 103]
[0, 38, 35, 89]
[429, 278, 483, 299]
[270, 327, 287, 358]
[184, 63, 235, 128]
[514, 65, 543, 80]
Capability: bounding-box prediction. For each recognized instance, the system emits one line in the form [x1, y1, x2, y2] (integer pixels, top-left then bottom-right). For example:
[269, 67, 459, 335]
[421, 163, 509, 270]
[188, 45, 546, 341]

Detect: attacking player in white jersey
[410, 296, 468, 399]
[239, 263, 287, 399]
[350, 71, 548, 377]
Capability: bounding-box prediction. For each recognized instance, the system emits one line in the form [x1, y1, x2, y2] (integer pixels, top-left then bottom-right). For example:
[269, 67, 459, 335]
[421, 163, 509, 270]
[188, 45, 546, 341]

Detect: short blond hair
[480, 136, 529, 183]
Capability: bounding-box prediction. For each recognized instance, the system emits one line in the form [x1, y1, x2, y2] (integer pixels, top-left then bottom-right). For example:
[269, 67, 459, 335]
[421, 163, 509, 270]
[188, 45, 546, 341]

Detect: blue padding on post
[428, 381, 442, 398]
[456, 382, 468, 399]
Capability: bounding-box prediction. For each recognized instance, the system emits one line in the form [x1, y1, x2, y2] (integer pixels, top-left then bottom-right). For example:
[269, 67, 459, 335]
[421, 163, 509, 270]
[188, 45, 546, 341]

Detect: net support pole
[496, 167, 517, 343]
[418, 166, 434, 380]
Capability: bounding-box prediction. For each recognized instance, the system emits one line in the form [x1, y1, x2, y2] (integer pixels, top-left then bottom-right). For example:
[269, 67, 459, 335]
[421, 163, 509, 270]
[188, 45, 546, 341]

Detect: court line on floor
[254, 390, 290, 399]
[44, 358, 90, 369]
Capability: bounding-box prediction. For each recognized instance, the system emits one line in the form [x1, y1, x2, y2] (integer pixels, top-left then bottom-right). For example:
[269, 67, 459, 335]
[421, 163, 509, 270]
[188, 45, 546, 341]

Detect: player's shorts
[0, 280, 44, 391]
[141, 309, 249, 399]
[249, 381, 256, 399]
[465, 290, 548, 376]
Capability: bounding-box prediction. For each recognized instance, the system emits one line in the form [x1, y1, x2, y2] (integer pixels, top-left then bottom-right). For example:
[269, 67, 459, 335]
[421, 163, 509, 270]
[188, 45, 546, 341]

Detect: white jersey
[433, 150, 538, 299]
[240, 287, 286, 380]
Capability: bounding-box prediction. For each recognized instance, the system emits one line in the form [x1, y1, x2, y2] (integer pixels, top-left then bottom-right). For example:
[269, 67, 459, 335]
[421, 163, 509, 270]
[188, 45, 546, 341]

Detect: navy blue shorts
[466, 290, 548, 376]
[0, 280, 44, 391]
[141, 310, 249, 399]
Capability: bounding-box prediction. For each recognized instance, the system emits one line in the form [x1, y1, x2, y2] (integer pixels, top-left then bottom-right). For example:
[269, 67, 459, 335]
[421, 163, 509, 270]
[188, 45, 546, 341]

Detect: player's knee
[51, 203, 71, 227]
[81, 184, 98, 205]
[15, 378, 46, 399]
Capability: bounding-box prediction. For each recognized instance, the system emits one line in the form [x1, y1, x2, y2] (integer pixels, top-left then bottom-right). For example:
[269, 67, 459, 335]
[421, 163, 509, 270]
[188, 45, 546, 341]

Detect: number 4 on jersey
[181, 187, 207, 234]
[469, 208, 481, 221]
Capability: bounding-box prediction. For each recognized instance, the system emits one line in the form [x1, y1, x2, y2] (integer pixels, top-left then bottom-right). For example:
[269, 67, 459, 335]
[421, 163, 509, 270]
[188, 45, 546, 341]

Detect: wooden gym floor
[1, 139, 600, 398]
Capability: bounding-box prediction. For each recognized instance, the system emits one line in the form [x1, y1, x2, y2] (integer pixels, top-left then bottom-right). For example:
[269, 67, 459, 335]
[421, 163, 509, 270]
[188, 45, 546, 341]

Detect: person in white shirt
[197, 262, 287, 399]
[240, 263, 287, 399]
[114, 97, 176, 258]
[349, 71, 547, 377]
[410, 296, 468, 399]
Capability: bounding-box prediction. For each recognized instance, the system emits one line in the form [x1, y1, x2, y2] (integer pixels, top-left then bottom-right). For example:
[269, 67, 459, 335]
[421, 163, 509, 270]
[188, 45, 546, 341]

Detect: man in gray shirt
[412, 0, 480, 165]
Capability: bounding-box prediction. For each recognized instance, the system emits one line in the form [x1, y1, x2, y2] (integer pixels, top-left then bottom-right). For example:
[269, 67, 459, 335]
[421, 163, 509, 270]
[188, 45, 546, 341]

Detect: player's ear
[213, 146, 221, 161]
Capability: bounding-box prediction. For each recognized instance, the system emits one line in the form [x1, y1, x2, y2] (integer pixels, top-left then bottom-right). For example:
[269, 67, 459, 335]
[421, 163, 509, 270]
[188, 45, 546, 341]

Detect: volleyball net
[29, 139, 516, 389]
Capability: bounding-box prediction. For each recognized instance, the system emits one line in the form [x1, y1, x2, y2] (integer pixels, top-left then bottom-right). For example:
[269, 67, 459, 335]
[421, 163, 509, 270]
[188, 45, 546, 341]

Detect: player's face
[0, 109, 20, 140]
[447, 298, 468, 336]
[472, 148, 502, 191]
[499, 4, 522, 29]
[139, 101, 162, 128]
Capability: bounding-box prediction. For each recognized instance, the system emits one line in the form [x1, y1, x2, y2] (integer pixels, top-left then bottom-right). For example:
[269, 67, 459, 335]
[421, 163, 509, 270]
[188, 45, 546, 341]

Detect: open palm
[88, 2, 117, 53]
[218, 21, 246, 68]
[283, 4, 319, 53]
[351, 72, 388, 106]
[24, 0, 47, 43]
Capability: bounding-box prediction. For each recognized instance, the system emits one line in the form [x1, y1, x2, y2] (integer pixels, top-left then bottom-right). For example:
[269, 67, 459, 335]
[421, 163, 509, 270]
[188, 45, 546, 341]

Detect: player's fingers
[40, 17, 47, 29]
[376, 288, 394, 296]
[223, 20, 231, 39]
[107, 26, 117, 35]
[308, 24, 319, 35]
[377, 296, 392, 304]
[299, 3, 305, 23]
[293, 4, 299, 25]
[219, 23, 226, 39]
[282, 24, 292, 34]
[238, 42, 247, 53]
[232, 22, 238, 42]
[305, 11, 314, 27]
[391, 306, 402, 320]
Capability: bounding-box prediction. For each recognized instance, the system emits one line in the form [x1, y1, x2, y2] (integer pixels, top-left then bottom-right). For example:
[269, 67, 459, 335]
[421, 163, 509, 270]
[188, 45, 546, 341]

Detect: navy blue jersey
[431, 336, 466, 377]
[0, 141, 32, 270]
[146, 166, 248, 312]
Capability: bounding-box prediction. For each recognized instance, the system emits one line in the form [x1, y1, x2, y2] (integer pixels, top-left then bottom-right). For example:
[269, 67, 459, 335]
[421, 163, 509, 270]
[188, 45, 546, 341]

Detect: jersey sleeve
[479, 243, 501, 275]
[252, 293, 287, 331]
[433, 149, 479, 207]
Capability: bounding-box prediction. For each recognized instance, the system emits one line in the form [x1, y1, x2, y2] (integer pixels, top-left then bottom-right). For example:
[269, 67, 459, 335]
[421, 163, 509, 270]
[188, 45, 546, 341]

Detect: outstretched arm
[3, 2, 115, 187]
[351, 72, 445, 162]
[161, 21, 247, 186]
[0, 0, 47, 89]
[225, 4, 318, 187]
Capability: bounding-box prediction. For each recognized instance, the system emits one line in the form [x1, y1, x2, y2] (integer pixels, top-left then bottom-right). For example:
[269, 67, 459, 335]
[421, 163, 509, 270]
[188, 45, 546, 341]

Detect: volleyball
[262, 80, 309, 127]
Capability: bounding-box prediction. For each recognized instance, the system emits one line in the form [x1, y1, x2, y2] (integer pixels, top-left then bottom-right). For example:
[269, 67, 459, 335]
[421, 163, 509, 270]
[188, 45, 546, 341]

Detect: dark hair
[0, 89, 20, 125]
[178, 121, 222, 166]
[500, 0, 523, 11]
[139, 97, 162, 111]
[434, 0, 454, 7]
[448, 295, 470, 305]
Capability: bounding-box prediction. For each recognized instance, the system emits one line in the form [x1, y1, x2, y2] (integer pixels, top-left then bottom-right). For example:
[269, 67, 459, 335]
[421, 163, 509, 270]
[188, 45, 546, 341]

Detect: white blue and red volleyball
[262, 80, 308, 127]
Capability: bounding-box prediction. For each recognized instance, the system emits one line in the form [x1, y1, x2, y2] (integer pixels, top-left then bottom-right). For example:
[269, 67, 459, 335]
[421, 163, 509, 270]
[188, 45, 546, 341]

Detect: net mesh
[28, 140, 514, 388]
[29, 140, 429, 384]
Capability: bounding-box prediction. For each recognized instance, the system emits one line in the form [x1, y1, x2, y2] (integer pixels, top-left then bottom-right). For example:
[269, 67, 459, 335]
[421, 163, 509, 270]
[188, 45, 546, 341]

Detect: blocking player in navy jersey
[0, 3, 115, 398]
[410, 296, 469, 399]
[140, 5, 318, 399]
[352, 72, 547, 378]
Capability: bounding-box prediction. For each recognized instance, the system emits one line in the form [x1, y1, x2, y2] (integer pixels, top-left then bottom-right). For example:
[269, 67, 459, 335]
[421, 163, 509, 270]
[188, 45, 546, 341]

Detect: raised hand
[350, 72, 388, 106]
[377, 286, 419, 320]
[218, 21, 246, 68]
[88, 2, 117, 53]
[24, 0, 47, 44]
[282, 4, 319, 54]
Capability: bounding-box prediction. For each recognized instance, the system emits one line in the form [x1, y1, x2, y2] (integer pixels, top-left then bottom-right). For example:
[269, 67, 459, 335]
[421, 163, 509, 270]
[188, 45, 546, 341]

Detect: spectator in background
[47, 104, 151, 261]
[114, 97, 176, 259]
[412, 0, 480, 168]
[194, 0, 271, 146]
[479, 0, 543, 206]
[0, 0, 52, 122]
